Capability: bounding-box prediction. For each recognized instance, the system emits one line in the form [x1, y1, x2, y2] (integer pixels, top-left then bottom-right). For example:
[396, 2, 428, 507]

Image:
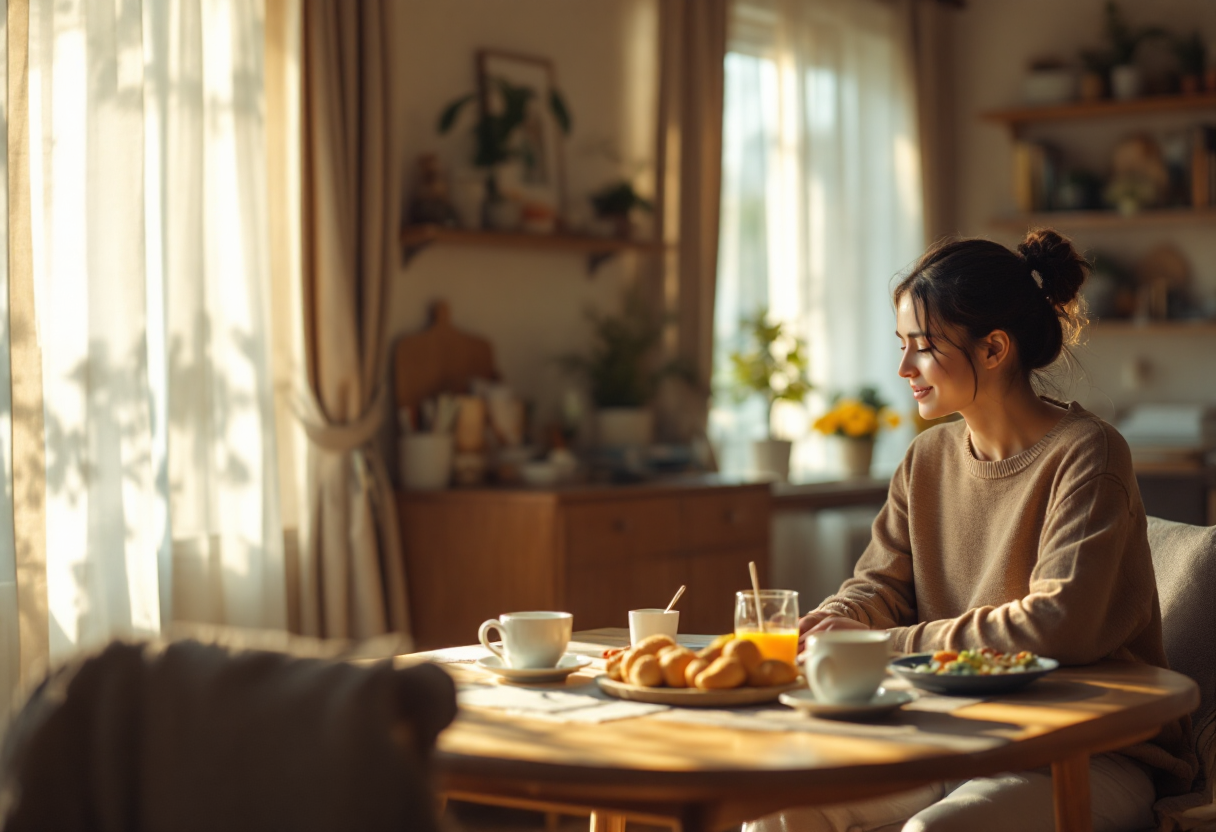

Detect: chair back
[0, 640, 456, 832]
[1148, 516, 1216, 793]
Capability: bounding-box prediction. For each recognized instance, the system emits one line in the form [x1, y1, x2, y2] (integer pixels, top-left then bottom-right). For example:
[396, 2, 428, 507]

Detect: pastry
[628, 654, 663, 687]
[660, 648, 695, 688]
[694, 656, 747, 690]
[723, 639, 763, 673]
[747, 658, 798, 687]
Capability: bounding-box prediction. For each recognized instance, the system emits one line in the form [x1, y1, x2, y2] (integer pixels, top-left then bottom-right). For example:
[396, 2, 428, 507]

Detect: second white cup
[628, 608, 679, 645]
[478, 611, 572, 669]
[803, 630, 891, 704]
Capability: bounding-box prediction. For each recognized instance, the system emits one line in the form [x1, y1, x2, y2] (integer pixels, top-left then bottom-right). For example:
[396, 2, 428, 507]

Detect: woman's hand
[797, 611, 869, 650]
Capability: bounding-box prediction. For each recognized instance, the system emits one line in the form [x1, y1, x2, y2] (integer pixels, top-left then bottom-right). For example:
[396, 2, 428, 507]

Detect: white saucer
[779, 687, 915, 720]
[475, 654, 593, 683]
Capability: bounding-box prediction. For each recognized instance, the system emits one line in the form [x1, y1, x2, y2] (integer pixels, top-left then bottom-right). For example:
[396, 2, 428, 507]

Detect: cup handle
[478, 619, 506, 661]
[809, 653, 835, 698]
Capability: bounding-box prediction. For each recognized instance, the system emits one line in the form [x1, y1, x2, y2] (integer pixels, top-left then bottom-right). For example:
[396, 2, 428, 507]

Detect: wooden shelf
[982, 92, 1216, 128]
[399, 225, 666, 275]
[1089, 320, 1216, 335]
[990, 208, 1216, 231]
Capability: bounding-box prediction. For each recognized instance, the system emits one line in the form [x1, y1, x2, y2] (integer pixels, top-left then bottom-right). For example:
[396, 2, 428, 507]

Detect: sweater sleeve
[886, 473, 1152, 664]
[814, 458, 918, 630]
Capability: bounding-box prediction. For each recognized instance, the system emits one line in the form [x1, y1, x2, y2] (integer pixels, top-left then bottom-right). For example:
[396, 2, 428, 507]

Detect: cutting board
[393, 301, 500, 414]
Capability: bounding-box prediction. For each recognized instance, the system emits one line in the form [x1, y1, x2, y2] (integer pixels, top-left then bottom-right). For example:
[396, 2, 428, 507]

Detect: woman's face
[895, 294, 977, 421]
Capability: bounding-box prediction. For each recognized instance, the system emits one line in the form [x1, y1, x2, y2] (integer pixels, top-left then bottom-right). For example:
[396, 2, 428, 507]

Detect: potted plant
[1099, 1, 1165, 100]
[437, 79, 572, 230]
[559, 288, 695, 448]
[1171, 32, 1206, 94]
[589, 180, 653, 239]
[725, 313, 813, 481]
[812, 387, 901, 478]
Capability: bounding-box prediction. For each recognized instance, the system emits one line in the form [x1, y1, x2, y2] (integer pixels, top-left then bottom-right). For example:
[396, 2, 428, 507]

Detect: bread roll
[684, 657, 712, 687]
[747, 658, 798, 687]
[628, 654, 663, 687]
[723, 638, 763, 673]
[694, 656, 747, 690]
[622, 635, 676, 678]
[696, 633, 735, 662]
[606, 652, 625, 681]
[659, 648, 695, 688]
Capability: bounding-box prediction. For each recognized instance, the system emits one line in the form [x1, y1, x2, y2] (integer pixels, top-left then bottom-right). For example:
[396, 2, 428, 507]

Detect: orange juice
[735, 629, 799, 665]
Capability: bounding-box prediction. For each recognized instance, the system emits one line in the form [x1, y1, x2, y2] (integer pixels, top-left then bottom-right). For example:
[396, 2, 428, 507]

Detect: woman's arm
[885, 473, 1153, 664]
[805, 461, 919, 631]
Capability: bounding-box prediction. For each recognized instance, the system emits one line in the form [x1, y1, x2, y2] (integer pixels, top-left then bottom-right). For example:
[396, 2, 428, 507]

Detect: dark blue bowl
[888, 653, 1059, 696]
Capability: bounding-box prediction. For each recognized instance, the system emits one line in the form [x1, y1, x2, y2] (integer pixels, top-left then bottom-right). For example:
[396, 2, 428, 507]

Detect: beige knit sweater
[817, 400, 1197, 794]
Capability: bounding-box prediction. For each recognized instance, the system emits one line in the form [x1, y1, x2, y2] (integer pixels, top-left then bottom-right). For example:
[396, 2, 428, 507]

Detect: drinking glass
[734, 589, 800, 664]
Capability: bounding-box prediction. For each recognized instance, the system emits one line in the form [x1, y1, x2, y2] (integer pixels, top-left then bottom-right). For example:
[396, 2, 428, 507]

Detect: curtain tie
[297, 384, 386, 456]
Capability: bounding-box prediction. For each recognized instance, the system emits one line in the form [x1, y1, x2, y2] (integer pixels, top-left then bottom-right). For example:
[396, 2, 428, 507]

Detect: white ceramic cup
[401, 433, 453, 490]
[802, 630, 891, 704]
[628, 608, 679, 645]
[478, 611, 572, 669]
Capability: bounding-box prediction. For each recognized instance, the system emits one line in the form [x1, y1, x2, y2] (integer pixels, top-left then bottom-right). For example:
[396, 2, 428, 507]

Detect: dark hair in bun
[893, 228, 1089, 389]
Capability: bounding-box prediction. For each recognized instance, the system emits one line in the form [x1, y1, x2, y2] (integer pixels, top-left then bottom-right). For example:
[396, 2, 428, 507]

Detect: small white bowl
[519, 461, 560, 487]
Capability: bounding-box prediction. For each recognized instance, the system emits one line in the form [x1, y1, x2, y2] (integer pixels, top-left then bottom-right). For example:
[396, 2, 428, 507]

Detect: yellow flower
[881, 409, 901, 429]
[813, 412, 839, 434]
[842, 409, 878, 437]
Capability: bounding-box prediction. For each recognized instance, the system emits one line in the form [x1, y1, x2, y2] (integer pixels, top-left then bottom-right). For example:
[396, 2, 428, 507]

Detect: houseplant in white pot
[725, 313, 813, 481]
[560, 289, 694, 448]
[1099, 1, 1165, 100]
[812, 387, 901, 478]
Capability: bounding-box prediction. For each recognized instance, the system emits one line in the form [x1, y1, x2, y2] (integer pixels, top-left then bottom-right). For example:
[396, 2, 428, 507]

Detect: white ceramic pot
[596, 407, 654, 448]
[1110, 65, 1142, 100]
[752, 438, 792, 481]
[1022, 69, 1077, 105]
[400, 433, 454, 490]
[841, 437, 875, 479]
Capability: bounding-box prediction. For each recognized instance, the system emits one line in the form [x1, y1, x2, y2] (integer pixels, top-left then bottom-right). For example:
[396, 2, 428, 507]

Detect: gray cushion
[1148, 516, 1216, 794]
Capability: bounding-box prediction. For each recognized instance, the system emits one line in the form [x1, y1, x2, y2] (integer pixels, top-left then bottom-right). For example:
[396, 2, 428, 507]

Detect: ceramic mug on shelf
[478, 611, 573, 669]
[802, 630, 891, 704]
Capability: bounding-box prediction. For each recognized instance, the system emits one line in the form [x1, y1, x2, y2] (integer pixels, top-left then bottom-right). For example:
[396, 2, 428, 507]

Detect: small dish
[474, 654, 592, 683]
[779, 687, 915, 720]
[888, 654, 1059, 696]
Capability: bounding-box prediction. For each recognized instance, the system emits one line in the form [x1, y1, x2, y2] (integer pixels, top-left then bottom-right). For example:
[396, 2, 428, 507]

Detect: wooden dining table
[419, 628, 1199, 832]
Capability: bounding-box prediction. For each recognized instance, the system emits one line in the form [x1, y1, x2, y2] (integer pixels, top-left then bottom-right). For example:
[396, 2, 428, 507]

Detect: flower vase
[841, 437, 875, 479]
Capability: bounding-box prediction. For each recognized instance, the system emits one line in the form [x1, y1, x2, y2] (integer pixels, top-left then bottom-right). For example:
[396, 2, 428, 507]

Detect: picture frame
[476, 49, 568, 222]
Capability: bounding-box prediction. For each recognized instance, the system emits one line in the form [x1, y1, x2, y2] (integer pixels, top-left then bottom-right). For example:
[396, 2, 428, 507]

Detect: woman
[750, 229, 1196, 832]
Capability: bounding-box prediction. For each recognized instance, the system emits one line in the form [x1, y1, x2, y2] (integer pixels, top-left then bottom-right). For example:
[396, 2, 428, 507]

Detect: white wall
[950, 0, 1216, 417]
[386, 1, 659, 433]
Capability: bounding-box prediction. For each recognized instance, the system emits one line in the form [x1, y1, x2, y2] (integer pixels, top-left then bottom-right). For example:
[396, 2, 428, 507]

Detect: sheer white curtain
[713, 0, 925, 478]
[26, 0, 284, 664]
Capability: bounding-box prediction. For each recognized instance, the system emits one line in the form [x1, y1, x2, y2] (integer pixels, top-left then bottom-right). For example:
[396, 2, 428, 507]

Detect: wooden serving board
[393, 300, 500, 413]
[596, 675, 804, 707]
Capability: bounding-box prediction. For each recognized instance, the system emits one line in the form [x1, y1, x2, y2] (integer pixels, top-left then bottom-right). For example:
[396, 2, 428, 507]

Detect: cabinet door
[681, 489, 770, 552]
[564, 498, 682, 565]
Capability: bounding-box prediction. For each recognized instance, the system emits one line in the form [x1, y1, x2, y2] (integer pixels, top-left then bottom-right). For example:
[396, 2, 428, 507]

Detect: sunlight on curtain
[713, 0, 924, 479]
[0, 0, 18, 720]
[27, 0, 283, 662]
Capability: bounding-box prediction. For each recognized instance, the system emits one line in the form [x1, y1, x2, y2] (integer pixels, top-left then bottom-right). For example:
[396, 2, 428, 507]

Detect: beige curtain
[297, 0, 408, 639]
[656, 0, 728, 435]
[6, 0, 50, 706]
[897, 0, 955, 243]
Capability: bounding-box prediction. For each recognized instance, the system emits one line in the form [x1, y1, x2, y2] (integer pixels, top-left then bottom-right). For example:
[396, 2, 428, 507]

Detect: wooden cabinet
[396, 480, 771, 650]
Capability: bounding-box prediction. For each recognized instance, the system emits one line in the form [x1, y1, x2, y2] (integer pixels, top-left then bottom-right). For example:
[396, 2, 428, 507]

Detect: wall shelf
[991, 208, 1216, 232]
[399, 225, 666, 275]
[982, 93, 1216, 129]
